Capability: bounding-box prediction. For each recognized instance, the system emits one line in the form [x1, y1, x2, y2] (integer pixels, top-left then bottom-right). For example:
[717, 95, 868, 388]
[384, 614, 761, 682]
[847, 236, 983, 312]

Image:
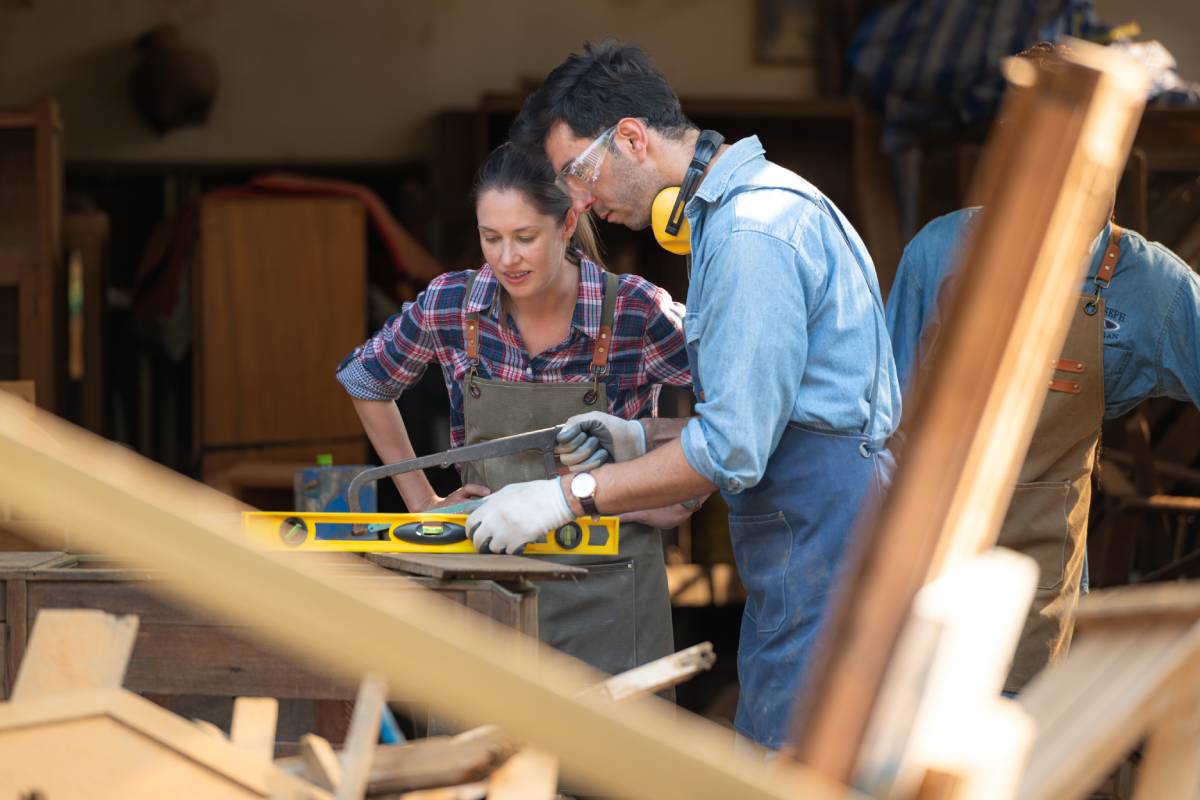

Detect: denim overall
[686, 338, 893, 749]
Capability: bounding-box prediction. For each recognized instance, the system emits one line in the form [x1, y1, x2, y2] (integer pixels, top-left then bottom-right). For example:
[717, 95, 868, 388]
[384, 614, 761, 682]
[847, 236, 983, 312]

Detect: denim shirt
[887, 207, 1200, 418]
[678, 137, 902, 494]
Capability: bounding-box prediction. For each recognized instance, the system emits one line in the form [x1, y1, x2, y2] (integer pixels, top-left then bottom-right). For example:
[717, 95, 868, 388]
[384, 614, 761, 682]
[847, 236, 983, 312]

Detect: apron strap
[590, 271, 620, 375]
[463, 270, 482, 365]
[1085, 224, 1124, 316]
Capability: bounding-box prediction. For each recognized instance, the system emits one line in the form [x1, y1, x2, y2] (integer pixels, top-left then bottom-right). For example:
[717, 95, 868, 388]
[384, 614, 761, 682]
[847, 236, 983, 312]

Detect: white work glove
[554, 411, 647, 472]
[467, 478, 574, 555]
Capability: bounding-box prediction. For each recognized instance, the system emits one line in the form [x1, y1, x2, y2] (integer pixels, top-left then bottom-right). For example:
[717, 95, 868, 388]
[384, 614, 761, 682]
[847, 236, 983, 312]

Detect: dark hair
[510, 39, 695, 150]
[474, 143, 601, 266]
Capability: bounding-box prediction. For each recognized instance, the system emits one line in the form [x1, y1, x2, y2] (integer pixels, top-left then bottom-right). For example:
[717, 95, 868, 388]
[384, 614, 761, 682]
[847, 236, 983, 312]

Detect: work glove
[554, 411, 646, 472]
[467, 478, 574, 555]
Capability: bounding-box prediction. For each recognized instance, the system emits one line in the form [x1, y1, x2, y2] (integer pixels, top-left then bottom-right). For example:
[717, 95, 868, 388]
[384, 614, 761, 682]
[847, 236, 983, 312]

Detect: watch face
[571, 472, 597, 498]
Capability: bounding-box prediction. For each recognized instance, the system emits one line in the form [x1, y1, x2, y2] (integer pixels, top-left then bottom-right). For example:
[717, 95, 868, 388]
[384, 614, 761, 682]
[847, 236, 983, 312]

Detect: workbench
[0, 551, 584, 702]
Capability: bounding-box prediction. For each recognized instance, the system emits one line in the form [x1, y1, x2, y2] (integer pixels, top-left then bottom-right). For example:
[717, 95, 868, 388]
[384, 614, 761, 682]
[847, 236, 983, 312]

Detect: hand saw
[242, 511, 619, 555]
[346, 425, 563, 514]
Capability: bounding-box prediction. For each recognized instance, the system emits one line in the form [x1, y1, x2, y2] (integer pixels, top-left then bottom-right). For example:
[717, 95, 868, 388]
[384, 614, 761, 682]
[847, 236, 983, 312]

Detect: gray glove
[554, 411, 647, 472]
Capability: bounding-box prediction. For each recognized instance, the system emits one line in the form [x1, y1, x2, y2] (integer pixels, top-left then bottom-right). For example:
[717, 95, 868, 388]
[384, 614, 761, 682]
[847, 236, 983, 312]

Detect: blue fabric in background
[847, 0, 1108, 154]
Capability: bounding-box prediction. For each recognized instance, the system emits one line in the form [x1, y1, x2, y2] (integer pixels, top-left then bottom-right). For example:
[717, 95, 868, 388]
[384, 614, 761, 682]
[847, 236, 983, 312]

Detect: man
[887, 47, 1200, 695]
[465, 40, 902, 750]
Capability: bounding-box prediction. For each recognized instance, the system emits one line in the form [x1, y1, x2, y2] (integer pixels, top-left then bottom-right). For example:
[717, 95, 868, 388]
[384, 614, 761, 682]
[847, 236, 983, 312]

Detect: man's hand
[466, 478, 574, 554]
[555, 411, 646, 472]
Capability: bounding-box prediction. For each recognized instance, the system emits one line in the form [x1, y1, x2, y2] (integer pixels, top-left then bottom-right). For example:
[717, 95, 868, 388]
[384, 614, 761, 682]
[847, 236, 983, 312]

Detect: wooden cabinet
[193, 196, 369, 481]
[0, 100, 63, 412]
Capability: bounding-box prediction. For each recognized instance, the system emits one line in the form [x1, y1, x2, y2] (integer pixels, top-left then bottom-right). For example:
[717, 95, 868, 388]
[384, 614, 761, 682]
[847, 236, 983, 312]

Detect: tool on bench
[242, 426, 620, 555]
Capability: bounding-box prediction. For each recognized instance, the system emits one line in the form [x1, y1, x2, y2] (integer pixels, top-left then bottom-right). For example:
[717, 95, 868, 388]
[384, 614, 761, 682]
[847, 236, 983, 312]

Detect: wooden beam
[787, 39, 1148, 782]
[336, 674, 385, 800]
[1073, 583, 1200, 628]
[0, 393, 849, 800]
[486, 748, 558, 800]
[1017, 620, 1200, 799]
[230, 697, 278, 762]
[1131, 682, 1200, 800]
[300, 733, 343, 792]
[579, 642, 716, 703]
[11, 609, 139, 701]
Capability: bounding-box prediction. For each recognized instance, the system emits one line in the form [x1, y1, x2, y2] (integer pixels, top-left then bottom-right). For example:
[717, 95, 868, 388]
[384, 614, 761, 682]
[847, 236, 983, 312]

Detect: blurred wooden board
[367, 553, 586, 582]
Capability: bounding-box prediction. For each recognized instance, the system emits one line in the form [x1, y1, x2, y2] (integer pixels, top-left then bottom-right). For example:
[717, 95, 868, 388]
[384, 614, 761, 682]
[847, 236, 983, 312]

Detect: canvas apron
[685, 321, 894, 749]
[459, 270, 674, 677]
[997, 226, 1122, 692]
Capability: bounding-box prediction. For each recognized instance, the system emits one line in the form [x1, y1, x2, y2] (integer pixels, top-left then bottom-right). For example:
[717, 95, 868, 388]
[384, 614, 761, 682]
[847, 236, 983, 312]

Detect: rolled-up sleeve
[680, 231, 808, 494]
[335, 291, 436, 401]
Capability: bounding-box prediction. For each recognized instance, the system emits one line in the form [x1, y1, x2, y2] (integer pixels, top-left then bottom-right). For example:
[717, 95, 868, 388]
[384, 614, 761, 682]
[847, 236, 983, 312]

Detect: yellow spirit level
[242, 511, 619, 555]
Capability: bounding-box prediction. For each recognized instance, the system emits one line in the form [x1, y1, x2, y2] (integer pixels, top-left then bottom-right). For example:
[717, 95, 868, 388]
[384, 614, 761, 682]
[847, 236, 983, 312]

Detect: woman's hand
[410, 483, 491, 512]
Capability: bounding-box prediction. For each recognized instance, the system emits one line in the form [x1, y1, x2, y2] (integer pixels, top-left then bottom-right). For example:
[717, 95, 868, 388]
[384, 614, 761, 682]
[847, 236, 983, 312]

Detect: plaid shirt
[337, 257, 691, 448]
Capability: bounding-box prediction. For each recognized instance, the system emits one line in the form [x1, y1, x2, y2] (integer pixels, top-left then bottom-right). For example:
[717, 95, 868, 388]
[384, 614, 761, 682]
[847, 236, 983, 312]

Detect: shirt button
[525, 367, 533, 376]
[727, 478, 741, 492]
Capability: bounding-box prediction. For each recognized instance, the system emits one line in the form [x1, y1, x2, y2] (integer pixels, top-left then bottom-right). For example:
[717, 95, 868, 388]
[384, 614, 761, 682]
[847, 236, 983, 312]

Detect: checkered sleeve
[640, 283, 692, 388]
[335, 285, 439, 401]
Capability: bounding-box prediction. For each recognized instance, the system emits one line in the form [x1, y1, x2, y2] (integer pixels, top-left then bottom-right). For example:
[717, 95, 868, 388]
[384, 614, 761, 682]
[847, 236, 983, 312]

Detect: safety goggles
[556, 120, 644, 201]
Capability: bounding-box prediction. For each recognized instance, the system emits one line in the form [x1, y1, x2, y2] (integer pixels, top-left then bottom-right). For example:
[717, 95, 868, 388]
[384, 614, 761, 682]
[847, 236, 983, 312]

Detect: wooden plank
[11, 609, 138, 701]
[580, 642, 717, 703]
[366, 553, 587, 581]
[398, 784, 487, 800]
[788, 41, 1148, 781]
[0, 688, 328, 798]
[368, 735, 512, 794]
[1074, 582, 1200, 628]
[1018, 622, 1200, 800]
[486, 748, 558, 800]
[0, 551, 69, 571]
[300, 733, 343, 791]
[0, 392, 852, 800]
[230, 696, 279, 762]
[1131, 682, 1200, 800]
[336, 674, 386, 800]
[0, 381, 35, 404]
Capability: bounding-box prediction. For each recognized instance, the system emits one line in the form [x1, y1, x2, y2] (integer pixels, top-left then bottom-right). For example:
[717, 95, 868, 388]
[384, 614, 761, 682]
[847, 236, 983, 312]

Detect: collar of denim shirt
[685, 135, 766, 216]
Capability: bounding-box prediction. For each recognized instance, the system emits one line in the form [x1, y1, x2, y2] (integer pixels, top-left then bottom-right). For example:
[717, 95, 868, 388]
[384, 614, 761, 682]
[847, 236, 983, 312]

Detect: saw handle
[390, 521, 468, 545]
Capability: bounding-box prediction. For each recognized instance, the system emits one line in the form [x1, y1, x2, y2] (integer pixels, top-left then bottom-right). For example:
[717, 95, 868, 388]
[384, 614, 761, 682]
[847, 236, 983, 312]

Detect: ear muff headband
[653, 129, 724, 255]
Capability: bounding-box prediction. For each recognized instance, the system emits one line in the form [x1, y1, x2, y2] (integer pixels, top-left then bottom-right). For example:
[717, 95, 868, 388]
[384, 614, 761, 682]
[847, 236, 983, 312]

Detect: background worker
[466, 40, 902, 750]
[336, 143, 696, 678]
[886, 43, 1200, 694]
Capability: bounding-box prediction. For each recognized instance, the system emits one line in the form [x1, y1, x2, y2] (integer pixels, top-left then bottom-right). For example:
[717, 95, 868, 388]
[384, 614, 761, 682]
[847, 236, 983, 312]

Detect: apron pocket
[729, 510, 792, 634]
[537, 558, 638, 676]
[997, 481, 1071, 591]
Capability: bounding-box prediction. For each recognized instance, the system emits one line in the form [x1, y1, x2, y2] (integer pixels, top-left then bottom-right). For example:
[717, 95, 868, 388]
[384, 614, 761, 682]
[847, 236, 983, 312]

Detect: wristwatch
[569, 472, 600, 517]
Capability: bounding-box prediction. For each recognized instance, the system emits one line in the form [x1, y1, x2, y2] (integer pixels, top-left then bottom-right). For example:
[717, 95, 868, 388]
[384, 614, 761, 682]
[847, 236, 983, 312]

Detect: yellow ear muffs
[652, 186, 691, 255]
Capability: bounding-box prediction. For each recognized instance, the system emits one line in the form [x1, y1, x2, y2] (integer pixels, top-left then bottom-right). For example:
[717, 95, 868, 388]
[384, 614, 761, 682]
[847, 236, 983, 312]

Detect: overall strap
[590, 271, 620, 375]
[1085, 224, 1124, 316]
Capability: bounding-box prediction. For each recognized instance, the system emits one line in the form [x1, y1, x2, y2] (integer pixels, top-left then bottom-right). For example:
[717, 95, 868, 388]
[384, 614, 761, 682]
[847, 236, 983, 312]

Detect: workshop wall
[0, 0, 815, 163]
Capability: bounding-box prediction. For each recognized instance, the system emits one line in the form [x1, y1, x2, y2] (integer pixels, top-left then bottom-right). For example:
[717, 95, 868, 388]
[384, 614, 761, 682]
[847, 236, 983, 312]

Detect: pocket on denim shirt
[729, 510, 791, 634]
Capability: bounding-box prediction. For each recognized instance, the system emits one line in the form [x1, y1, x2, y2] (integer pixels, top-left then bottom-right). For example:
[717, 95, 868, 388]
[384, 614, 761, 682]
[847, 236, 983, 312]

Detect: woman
[336, 143, 695, 676]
